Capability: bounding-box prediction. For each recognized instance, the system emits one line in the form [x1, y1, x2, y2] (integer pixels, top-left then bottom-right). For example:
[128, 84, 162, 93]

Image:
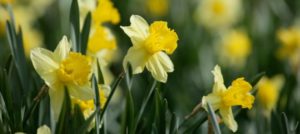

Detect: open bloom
[218, 30, 251, 69]
[31, 36, 94, 120]
[257, 75, 284, 116]
[194, 0, 242, 30]
[121, 15, 178, 83]
[201, 65, 255, 132]
[277, 26, 300, 71]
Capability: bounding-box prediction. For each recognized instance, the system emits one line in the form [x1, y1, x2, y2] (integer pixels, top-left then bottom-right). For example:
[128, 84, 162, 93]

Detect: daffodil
[146, 0, 168, 17]
[194, 0, 242, 30]
[37, 125, 51, 134]
[277, 26, 300, 70]
[121, 15, 179, 83]
[218, 30, 251, 69]
[30, 36, 94, 120]
[201, 65, 255, 132]
[257, 75, 284, 116]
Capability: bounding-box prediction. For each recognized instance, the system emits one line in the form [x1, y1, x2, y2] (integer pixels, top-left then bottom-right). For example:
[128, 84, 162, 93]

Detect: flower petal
[123, 47, 148, 74]
[120, 15, 149, 46]
[219, 107, 238, 132]
[31, 48, 59, 86]
[54, 36, 71, 62]
[201, 93, 221, 111]
[156, 52, 174, 72]
[37, 125, 51, 134]
[49, 86, 64, 121]
[212, 65, 227, 93]
[146, 53, 170, 83]
[68, 84, 94, 100]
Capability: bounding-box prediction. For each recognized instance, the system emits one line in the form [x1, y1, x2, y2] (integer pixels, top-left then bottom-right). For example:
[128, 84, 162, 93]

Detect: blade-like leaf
[281, 112, 290, 134]
[80, 12, 91, 54]
[207, 103, 221, 134]
[55, 88, 71, 134]
[97, 60, 105, 84]
[69, 0, 80, 52]
[92, 74, 100, 134]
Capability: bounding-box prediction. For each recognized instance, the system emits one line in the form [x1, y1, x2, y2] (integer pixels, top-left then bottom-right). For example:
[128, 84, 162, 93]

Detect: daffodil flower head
[201, 65, 254, 132]
[146, 0, 168, 17]
[30, 36, 94, 120]
[92, 0, 120, 24]
[121, 15, 179, 83]
[257, 75, 284, 116]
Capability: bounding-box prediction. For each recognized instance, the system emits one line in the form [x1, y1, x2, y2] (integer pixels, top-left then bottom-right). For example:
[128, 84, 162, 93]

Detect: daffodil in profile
[121, 15, 179, 83]
[257, 75, 284, 116]
[201, 65, 255, 132]
[30, 36, 94, 120]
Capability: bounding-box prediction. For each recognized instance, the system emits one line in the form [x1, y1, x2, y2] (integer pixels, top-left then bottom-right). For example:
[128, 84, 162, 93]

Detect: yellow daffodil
[218, 30, 251, 69]
[146, 0, 168, 17]
[194, 0, 242, 30]
[201, 65, 255, 132]
[72, 85, 110, 118]
[257, 75, 284, 116]
[277, 26, 300, 70]
[121, 15, 179, 83]
[92, 0, 120, 25]
[30, 36, 94, 120]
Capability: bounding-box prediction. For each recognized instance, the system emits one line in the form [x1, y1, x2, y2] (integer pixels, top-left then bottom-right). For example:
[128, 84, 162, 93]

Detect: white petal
[212, 65, 227, 93]
[220, 107, 238, 132]
[49, 86, 64, 121]
[201, 93, 221, 111]
[68, 84, 94, 100]
[123, 47, 148, 74]
[54, 36, 71, 62]
[156, 52, 174, 72]
[31, 48, 59, 86]
[37, 125, 51, 134]
[146, 53, 169, 83]
[120, 15, 149, 46]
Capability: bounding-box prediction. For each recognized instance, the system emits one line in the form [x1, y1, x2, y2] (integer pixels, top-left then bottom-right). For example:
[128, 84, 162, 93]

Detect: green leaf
[249, 72, 265, 87]
[55, 88, 71, 134]
[97, 60, 105, 84]
[207, 103, 221, 134]
[169, 113, 177, 134]
[69, 0, 80, 52]
[281, 112, 290, 134]
[125, 63, 133, 89]
[99, 72, 125, 121]
[77, 107, 98, 134]
[80, 12, 91, 54]
[121, 89, 135, 134]
[92, 74, 100, 134]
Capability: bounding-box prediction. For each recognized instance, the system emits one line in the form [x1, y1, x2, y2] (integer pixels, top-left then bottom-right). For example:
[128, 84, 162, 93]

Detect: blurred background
[1, 0, 300, 133]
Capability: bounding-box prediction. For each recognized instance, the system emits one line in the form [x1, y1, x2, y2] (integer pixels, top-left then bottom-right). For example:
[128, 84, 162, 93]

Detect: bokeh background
[1, 0, 300, 133]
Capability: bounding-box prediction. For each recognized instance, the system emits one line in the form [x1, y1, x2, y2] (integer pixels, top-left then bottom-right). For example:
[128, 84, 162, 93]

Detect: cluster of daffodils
[217, 30, 252, 69]
[277, 25, 300, 71]
[0, 0, 54, 56]
[121, 15, 179, 83]
[194, 0, 242, 30]
[31, 36, 94, 120]
[201, 65, 255, 132]
[257, 75, 284, 116]
[78, 0, 120, 85]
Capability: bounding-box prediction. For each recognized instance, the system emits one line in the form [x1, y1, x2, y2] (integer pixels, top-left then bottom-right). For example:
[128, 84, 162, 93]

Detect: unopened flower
[257, 75, 284, 116]
[201, 65, 255, 132]
[30, 36, 94, 120]
[218, 30, 251, 69]
[121, 15, 179, 83]
[194, 0, 242, 30]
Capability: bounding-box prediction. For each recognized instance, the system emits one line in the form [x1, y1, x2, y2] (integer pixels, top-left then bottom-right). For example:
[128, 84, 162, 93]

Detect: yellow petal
[123, 47, 148, 74]
[212, 65, 226, 93]
[219, 107, 238, 132]
[146, 53, 172, 83]
[120, 15, 149, 46]
[156, 52, 174, 72]
[49, 86, 64, 121]
[37, 125, 51, 134]
[201, 93, 221, 111]
[31, 48, 59, 86]
[68, 84, 94, 100]
[54, 36, 71, 62]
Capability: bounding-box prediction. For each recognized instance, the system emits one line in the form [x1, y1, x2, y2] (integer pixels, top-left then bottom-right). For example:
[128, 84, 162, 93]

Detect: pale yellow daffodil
[121, 15, 179, 83]
[257, 75, 284, 116]
[30, 36, 94, 120]
[15, 125, 51, 134]
[202, 65, 255, 132]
